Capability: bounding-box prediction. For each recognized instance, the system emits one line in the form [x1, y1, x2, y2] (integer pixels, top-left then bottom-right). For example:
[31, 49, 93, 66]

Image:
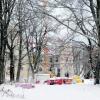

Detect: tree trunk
[0, 0, 4, 84]
[95, 0, 100, 84]
[9, 48, 14, 82]
[16, 32, 22, 82]
[0, 0, 15, 84]
[16, 0, 23, 82]
[26, 35, 35, 80]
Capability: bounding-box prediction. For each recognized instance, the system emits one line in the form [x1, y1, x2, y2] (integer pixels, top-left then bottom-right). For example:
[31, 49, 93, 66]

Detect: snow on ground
[0, 82, 100, 100]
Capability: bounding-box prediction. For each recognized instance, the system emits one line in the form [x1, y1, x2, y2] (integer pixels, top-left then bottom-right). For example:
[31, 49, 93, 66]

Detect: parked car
[54, 77, 67, 85]
[64, 78, 73, 84]
[54, 79, 63, 85]
[44, 79, 55, 85]
[44, 77, 72, 85]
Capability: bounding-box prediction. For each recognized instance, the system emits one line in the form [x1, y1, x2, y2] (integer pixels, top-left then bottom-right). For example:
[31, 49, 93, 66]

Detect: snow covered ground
[0, 82, 100, 100]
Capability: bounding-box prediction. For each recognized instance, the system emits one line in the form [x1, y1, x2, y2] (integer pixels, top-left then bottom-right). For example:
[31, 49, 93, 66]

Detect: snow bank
[0, 82, 100, 100]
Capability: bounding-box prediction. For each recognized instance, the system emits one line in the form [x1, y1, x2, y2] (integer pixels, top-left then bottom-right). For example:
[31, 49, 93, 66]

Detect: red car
[44, 79, 55, 85]
[44, 77, 69, 85]
[54, 79, 65, 85]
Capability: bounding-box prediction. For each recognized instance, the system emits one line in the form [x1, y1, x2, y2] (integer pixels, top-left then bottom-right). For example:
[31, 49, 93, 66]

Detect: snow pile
[0, 84, 24, 100]
[84, 79, 94, 84]
[0, 82, 100, 100]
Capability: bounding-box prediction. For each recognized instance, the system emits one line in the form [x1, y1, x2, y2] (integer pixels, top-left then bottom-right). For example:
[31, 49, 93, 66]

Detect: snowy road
[0, 84, 100, 100]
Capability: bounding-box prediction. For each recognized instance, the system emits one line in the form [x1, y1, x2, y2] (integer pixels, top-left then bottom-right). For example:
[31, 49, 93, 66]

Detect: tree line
[0, 0, 100, 84]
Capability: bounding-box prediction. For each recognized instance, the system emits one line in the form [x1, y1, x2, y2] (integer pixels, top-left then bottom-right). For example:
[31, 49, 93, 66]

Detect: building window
[57, 68, 60, 77]
[55, 57, 58, 62]
[50, 58, 53, 62]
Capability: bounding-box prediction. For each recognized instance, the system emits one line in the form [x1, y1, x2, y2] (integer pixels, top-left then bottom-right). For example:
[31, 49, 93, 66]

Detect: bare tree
[7, 27, 18, 82]
[0, 0, 16, 84]
[41, 0, 100, 84]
